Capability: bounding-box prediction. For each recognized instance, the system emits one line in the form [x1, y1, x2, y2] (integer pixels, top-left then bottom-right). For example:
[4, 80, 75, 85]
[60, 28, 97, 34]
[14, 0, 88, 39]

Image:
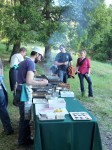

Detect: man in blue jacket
[0, 58, 14, 135]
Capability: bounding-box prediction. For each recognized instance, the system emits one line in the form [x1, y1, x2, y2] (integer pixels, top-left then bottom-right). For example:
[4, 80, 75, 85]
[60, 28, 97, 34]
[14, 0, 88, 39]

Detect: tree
[48, 0, 104, 52]
[0, 0, 62, 59]
[0, 0, 44, 55]
[86, 4, 112, 61]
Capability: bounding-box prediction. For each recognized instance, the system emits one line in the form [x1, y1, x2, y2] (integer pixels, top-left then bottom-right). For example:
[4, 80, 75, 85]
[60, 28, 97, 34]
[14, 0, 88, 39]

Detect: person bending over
[14, 47, 48, 146]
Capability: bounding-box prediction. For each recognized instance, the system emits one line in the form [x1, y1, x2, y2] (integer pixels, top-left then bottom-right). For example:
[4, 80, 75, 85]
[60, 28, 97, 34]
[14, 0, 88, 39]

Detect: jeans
[16, 91, 31, 144]
[58, 70, 68, 83]
[0, 88, 13, 132]
[78, 73, 93, 96]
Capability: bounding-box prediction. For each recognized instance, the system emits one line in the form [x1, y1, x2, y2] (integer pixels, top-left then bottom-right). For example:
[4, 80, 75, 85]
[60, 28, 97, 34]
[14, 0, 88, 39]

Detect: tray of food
[36, 107, 68, 121]
[69, 112, 92, 120]
[38, 112, 65, 121]
[38, 114, 65, 121]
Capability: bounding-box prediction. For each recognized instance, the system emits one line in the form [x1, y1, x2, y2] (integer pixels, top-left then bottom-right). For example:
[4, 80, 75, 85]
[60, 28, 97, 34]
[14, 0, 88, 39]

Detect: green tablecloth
[33, 98, 102, 150]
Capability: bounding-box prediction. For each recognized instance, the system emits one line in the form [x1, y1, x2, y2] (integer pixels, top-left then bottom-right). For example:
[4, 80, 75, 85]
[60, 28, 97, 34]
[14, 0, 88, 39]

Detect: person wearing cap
[14, 47, 48, 146]
[9, 47, 27, 92]
[55, 44, 72, 83]
[0, 58, 14, 135]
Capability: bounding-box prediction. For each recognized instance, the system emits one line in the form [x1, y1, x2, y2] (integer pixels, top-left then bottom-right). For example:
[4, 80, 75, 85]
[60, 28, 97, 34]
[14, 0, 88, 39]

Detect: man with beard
[14, 47, 48, 146]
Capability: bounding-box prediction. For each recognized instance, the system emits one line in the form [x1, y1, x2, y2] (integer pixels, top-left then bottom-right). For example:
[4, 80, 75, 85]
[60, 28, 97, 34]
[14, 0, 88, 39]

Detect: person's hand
[41, 79, 48, 85]
[76, 70, 80, 74]
[63, 61, 68, 65]
[85, 73, 90, 77]
[87, 73, 90, 77]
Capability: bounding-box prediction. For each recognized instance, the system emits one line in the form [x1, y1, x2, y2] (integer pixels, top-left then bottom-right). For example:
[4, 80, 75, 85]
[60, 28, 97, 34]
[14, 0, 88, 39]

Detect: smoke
[49, 0, 104, 48]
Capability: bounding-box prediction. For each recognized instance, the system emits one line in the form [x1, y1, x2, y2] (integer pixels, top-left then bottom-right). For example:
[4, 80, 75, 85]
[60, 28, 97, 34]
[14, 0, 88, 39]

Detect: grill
[32, 75, 70, 98]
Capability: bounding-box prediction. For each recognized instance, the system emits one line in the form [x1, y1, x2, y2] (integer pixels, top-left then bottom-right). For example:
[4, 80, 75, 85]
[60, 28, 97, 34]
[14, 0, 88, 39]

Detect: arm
[76, 66, 80, 73]
[87, 58, 91, 76]
[76, 58, 80, 73]
[69, 61, 73, 66]
[55, 61, 68, 66]
[0, 59, 4, 76]
[26, 71, 48, 86]
[88, 68, 91, 76]
[54, 53, 68, 66]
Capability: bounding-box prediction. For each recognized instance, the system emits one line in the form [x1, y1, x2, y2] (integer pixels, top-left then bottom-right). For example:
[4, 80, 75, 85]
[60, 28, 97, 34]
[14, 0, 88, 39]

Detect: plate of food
[69, 112, 92, 120]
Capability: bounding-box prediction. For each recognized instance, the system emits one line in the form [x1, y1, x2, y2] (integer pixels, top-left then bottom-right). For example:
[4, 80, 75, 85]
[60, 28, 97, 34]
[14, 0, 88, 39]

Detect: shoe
[26, 139, 34, 145]
[5, 129, 14, 135]
[18, 139, 34, 146]
[88, 95, 94, 98]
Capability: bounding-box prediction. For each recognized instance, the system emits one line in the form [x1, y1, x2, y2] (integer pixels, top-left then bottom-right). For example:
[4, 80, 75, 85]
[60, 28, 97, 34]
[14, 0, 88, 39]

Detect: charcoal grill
[32, 75, 70, 98]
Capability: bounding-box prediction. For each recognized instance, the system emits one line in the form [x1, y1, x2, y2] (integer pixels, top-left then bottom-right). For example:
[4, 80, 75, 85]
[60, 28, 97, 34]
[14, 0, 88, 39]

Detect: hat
[32, 47, 43, 56]
[59, 44, 65, 50]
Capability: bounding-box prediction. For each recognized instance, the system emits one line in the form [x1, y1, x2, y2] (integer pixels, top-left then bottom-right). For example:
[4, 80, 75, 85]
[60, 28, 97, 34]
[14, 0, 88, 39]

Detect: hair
[30, 51, 37, 56]
[19, 47, 27, 53]
[59, 44, 65, 50]
[80, 50, 87, 55]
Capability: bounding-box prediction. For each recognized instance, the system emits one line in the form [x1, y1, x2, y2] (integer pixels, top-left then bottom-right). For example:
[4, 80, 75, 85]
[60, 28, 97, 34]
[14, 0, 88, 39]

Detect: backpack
[67, 65, 75, 78]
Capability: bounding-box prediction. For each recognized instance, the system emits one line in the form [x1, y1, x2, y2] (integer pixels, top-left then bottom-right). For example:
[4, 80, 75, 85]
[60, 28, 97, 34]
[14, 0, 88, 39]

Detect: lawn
[0, 44, 112, 150]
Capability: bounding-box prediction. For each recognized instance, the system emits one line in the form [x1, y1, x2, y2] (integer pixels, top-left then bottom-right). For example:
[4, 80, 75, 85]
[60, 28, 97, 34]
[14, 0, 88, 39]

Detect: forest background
[0, 0, 112, 62]
[0, 0, 112, 150]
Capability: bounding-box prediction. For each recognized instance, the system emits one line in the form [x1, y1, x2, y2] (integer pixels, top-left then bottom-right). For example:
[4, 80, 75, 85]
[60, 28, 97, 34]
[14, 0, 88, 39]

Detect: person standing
[0, 58, 14, 135]
[55, 44, 72, 83]
[76, 50, 93, 97]
[9, 47, 27, 91]
[14, 47, 48, 146]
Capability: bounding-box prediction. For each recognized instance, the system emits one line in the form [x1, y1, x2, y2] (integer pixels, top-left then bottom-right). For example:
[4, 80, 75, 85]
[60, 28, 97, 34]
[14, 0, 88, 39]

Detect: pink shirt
[76, 58, 90, 74]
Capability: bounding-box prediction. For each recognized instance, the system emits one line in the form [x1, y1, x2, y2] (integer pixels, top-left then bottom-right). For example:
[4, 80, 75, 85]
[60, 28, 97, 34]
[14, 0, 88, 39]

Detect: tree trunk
[45, 45, 51, 60]
[9, 41, 21, 62]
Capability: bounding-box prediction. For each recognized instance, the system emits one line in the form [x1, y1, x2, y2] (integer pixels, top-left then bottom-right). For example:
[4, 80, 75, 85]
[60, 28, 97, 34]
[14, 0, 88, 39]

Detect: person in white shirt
[9, 47, 27, 91]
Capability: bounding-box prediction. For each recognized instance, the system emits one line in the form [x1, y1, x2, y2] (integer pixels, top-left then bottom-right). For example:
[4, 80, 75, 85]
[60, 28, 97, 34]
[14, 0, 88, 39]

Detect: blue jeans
[78, 73, 93, 96]
[58, 70, 68, 83]
[15, 90, 31, 144]
[0, 88, 13, 132]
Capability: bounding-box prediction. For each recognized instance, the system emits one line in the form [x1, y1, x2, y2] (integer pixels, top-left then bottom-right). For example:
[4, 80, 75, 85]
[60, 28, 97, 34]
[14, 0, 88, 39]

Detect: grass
[0, 43, 112, 150]
[68, 57, 112, 150]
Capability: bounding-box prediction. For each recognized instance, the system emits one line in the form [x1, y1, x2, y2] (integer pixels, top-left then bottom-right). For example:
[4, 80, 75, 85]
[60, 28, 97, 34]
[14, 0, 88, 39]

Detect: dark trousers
[0, 89, 13, 132]
[15, 91, 31, 144]
[78, 73, 93, 96]
[9, 68, 18, 91]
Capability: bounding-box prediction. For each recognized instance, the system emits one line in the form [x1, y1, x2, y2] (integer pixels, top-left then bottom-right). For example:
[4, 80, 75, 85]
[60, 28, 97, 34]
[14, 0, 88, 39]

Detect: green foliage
[86, 4, 112, 61]
[0, 0, 112, 62]
[0, 1, 44, 45]
[0, 0, 62, 53]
